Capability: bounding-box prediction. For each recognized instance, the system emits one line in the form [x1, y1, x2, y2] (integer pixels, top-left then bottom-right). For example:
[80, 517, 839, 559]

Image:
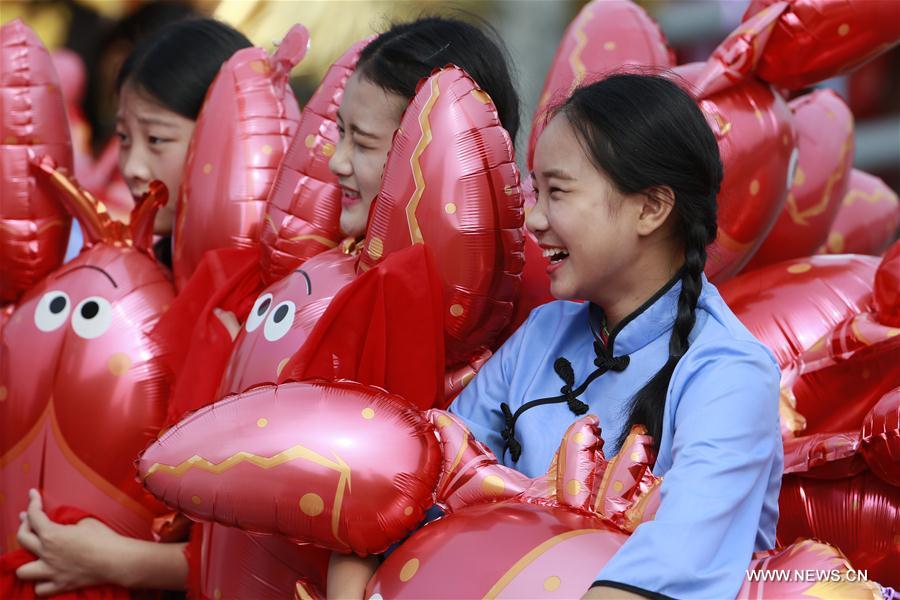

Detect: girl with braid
[450, 74, 783, 599]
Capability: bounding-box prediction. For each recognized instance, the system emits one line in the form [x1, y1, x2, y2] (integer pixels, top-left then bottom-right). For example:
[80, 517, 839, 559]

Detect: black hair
[116, 18, 252, 120]
[560, 73, 722, 453]
[356, 15, 521, 145]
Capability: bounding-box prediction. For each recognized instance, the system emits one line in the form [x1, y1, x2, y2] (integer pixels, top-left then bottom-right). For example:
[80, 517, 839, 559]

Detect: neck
[592, 244, 684, 331]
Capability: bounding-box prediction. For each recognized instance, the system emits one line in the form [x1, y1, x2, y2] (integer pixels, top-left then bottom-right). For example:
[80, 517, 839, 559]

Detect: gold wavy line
[484, 529, 603, 598]
[842, 187, 893, 207]
[145, 444, 351, 545]
[787, 137, 851, 225]
[405, 76, 441, 245]
[567, 8, 592, 90]
[287, 234, 338, 248]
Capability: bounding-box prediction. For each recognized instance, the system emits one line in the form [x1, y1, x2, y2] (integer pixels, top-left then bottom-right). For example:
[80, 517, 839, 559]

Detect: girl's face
[329, 72, 407, 239]
[116, 83, 196, 235]
[527, 115, 642, 304]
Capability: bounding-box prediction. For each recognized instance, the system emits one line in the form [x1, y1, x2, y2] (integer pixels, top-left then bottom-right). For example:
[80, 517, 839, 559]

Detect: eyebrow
[294, 269, 312, 295]
[540, 168, 575, 181]
[56, 265, 118, 288]
[136, 117, 181, 128]
[349, 124, 379, 139]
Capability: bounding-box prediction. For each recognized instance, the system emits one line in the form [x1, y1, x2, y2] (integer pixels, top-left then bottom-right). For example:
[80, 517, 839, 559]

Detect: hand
[15, 489, 120, 596]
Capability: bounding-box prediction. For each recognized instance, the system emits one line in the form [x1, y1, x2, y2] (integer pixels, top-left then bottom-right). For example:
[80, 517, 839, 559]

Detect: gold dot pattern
[827, 232, 844, 253]
[300, 493, 324, 517]
[482, 475, 505, 495]
[203, 163, 213, 175]
[261, 144, 273, 155]
[368, 237, 384, 260]
[450, 304, 464, 317]
[399, 558, 420, 582]
[612, 480, 624, 492]
[573, 432, 585, 444]
[749, 179, 760, 195]
[838, 23, 849, 36]
[471, 90, 492, 104]
[214, 589, 222, 600]
[444, 202, 457, 214]
[107, 352, 132, 377]
[361, 407, 375, 420]
[544, 575, 562, 592]
[566, 479, 581, 496]
[0, 385, 7, 402]
[436, 414, 452, 428]
[604, 41, 616, 51]
[305, 134, 316, 148]
[631, 452, 641, 462]
[191, 495, 202, 505]
[787, 263, 812, 274]
[257, 418, 268, 428]
[321, 143, 336, 157]
[404, 506, 414, 516]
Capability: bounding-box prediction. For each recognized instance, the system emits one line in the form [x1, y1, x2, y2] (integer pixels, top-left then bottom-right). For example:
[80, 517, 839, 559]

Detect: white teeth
[542, 247, 569, 262]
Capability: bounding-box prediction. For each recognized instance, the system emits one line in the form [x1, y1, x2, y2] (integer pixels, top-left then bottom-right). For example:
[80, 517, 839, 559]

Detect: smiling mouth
[340, 188, 361, 208]
[542, 247, 570, 264]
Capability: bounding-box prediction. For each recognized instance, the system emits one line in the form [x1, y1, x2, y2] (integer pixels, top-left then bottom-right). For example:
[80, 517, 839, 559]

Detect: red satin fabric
[0, 507, 131, 600]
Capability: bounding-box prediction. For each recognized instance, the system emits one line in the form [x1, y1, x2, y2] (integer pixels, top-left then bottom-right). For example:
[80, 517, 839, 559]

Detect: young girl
[14, 18, 250, 596]
[452, 74, 783, 599]
[329, 16, 520, 240]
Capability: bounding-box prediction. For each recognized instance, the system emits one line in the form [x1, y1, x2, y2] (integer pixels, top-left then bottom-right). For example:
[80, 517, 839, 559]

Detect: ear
[635, 185, 676, 237]
[130, 180, 166, 252]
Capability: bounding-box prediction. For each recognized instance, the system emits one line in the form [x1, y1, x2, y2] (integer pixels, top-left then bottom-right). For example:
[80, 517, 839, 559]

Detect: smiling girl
[450, 73, 783, 599]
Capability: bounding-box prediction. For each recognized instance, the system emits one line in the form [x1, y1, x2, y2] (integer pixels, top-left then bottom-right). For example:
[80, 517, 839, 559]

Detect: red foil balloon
[173, 25, 307, 290]
[0, 19, 73, 304]
[138, 381, 442, 555]
[721, 255, 878, 435]
[672, 62, 796, 282]
[819, 169, 900, 256]
[744, 0, 900, 91]
[260, 39, 370, 283]
[526, 0, 674, 168]
[861, 387, 900, 487]
[0, 172, 174, 552]
[779, 471, 898, 588]
[874, 240, 900, 327]
[744, 89, 854, 270]
[358, 66, 524, 367]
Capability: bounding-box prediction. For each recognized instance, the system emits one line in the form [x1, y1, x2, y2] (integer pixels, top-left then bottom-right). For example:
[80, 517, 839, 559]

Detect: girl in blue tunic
[450, 73, 783, 599]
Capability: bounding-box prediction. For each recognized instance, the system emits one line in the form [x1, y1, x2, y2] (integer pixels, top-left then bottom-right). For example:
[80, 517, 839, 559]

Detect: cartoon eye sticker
[71, 296, 114, 339]
[34, 290, 71, 332]
[246, 293, 274, 333]
[263, 300, 296, 342]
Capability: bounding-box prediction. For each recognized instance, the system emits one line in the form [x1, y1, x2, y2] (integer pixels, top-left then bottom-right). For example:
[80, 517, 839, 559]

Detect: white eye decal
[71, 296, 113, 339]
[34, 291, 71, 332]
[263, 300, 296, 342]
[246, 293, 273, 333]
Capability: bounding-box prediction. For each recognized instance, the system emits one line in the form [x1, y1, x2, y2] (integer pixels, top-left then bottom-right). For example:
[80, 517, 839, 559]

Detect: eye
[71, 296, 113, 339]
[246, 293, 273, 332]
[263, 300, 296, 342]
[34, 291, 71, 332]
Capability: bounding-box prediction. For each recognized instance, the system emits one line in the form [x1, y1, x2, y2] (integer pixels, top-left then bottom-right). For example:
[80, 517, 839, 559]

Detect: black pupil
[273, 304, 289, 323]
[49, 296, 66, 314]
[257, 298, 271, 316]
[81, 301, 99, 319]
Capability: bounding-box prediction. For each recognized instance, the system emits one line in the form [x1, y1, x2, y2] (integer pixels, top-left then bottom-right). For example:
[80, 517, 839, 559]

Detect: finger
[15, 558, 55, 581]
[16, 514, 42, 555]
[35, 580, 68, 598]
[26, 489, 54, 535]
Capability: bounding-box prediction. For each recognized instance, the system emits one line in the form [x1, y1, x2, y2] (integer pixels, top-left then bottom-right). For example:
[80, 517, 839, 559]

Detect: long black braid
[559, 73, 722, 453]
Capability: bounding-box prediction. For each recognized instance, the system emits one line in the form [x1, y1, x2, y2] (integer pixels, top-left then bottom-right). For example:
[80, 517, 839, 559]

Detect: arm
[327, 552, 377, 600]
[594, 341, 782, 599]
[15, 490, 187, 596]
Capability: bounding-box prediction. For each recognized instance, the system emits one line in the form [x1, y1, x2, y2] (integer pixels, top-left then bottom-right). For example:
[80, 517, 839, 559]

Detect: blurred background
[2, 0, 898, 191]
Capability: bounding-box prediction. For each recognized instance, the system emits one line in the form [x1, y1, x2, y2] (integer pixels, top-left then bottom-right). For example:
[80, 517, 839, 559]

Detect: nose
[328, 133, 352, 180]
[119, 144, 151, 189]
[525, 189, 549, 235]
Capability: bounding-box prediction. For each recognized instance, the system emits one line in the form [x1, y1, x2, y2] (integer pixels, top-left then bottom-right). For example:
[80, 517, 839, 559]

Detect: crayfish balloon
[526, 0, 674, 168]
[173, 25, 307, 290]
[359, 66, 524, 367]
[0, 168, 174, 552]
[819, 170, 900, 256]
[744, 0, 900, 91]
[744, 89, 854, 271]
[0, 19, 73, 304]
[259, 39, 370, 283]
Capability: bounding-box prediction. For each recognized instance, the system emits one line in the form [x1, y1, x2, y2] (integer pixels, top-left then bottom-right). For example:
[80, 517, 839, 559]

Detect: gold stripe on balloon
[405, 76, 441, 246]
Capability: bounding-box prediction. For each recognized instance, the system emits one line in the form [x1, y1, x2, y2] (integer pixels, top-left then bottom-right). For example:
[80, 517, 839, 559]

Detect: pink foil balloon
[672, 62, 796, 282]
[138, 381, 442, 555]
[744, 0, 900, 91]
[260, 39, 370, 283]
[744, 89, 854, 270]
[0, 19, 73, 304]
[0, 172, 174, 552]
[359, 66, 524, 367]
[819, 170, 900, 256]
[526, 0, 674, 168]
[173, 25, 307, 290]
